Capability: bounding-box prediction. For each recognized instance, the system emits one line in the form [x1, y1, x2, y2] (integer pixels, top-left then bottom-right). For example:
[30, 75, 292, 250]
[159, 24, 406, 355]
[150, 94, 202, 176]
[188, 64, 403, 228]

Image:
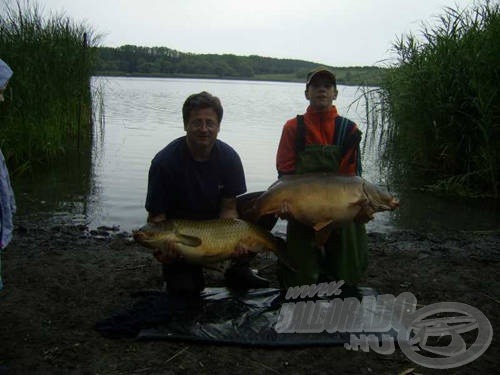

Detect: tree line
[94, 45, 385, 86]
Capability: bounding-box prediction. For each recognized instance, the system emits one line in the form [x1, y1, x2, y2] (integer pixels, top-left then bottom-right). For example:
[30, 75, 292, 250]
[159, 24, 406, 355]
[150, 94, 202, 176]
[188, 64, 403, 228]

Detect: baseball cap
[0, 58, 13, 89]
[306, 67, 336, 86]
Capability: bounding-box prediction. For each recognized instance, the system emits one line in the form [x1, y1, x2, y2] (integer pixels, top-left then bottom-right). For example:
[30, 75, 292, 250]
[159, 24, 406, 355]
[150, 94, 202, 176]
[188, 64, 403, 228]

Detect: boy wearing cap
[0, 58, 16, 291]
[276, 67, 369, 288]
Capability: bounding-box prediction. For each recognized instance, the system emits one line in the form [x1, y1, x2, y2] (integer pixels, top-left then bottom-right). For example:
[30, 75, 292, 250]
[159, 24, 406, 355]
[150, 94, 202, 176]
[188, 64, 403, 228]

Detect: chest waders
[278, 116, 368, 288]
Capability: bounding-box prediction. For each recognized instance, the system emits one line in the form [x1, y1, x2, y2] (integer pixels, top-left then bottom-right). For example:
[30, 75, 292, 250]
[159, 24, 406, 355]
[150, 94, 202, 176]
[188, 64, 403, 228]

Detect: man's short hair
[182, 91, 223, 124]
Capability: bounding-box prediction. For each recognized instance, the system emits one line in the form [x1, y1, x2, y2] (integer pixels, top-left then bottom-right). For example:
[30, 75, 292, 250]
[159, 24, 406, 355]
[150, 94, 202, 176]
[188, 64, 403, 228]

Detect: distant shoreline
[93, 71, 377, 87]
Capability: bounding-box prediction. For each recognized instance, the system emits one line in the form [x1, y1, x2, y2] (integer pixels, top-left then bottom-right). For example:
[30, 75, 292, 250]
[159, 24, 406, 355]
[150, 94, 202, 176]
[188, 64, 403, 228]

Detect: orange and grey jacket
[276, 105, 361, 176]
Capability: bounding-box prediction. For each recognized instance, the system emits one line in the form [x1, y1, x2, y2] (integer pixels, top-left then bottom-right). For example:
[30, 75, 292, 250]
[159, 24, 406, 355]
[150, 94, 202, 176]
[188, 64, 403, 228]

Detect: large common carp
[133, 218, 285, 265]
[249, 173, 399, 231]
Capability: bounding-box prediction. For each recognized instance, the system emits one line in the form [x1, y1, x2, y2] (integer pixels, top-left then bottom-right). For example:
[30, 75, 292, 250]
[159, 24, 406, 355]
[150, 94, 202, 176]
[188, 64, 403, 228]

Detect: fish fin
[175, 234, 202, 247]
[237, 191, 265, 223]
[236, 237, 261, 253]
[313, 220, 333, 231]
[314, 225, 334, 246]
[172, 222, 202, 246]
[350, 198, 369, 207]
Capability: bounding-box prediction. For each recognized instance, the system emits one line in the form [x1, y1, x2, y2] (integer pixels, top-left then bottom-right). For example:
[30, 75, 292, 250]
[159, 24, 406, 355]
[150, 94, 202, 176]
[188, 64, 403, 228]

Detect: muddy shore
[0, 220, 498, 374]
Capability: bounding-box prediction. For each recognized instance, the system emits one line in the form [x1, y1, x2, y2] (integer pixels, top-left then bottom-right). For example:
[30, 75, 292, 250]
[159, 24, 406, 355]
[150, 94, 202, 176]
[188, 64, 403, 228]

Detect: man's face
[184, 107, 220, 150]
[305, 75, 338, 111]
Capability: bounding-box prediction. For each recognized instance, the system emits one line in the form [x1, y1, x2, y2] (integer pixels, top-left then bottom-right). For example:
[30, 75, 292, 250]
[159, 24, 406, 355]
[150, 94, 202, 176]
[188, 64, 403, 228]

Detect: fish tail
[237, 191, 265, 223]
[243, 206, 260, 223]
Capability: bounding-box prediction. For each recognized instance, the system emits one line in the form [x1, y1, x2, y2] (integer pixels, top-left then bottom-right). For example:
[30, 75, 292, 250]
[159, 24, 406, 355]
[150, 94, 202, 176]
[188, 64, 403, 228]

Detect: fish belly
[176, 242, 233, 264]
[258, 175, 365, 228]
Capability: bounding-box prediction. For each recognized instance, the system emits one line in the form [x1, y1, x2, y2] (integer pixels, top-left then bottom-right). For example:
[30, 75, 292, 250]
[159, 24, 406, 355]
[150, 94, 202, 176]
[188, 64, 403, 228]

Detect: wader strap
[295, 115, 354, 151]
[295, 115, 306, 154]
[334, 116, 363, 176]
[333, 116, 348, 146]
[295, 114, 362, 175]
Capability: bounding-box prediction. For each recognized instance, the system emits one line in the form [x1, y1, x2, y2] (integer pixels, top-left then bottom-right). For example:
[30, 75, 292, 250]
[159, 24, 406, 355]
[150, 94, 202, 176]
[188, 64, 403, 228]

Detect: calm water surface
[12, 77, 499, 233]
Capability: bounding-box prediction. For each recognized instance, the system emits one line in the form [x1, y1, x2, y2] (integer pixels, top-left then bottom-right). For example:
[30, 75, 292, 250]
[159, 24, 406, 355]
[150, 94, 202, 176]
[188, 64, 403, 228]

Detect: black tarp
[95, 286, 402, 347]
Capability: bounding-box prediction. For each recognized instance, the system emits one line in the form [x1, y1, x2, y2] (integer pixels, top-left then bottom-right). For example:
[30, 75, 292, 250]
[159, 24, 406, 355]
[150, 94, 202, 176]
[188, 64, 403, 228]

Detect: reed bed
[0, 0, 99, 173]
[371, 1, 499, 198]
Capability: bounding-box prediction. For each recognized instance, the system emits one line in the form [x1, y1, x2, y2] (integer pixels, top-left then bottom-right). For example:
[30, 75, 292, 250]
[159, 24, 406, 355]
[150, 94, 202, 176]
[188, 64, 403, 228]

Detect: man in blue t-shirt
[145, 91, 269, 296]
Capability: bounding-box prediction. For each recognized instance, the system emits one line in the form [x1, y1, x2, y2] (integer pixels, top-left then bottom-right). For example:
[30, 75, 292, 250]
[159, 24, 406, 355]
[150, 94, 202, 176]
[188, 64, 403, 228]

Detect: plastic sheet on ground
[95, 286, 403, 347]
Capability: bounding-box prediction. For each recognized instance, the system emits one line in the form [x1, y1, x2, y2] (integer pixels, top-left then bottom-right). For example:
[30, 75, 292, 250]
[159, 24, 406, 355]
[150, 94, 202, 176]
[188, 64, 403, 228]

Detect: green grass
[0, 0, 99, 173]
[369, 1, 500, 198]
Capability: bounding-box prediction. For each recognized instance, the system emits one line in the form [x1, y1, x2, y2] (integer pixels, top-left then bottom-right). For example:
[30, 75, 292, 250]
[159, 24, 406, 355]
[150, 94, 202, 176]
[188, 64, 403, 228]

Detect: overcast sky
[36, 0, 475, 66]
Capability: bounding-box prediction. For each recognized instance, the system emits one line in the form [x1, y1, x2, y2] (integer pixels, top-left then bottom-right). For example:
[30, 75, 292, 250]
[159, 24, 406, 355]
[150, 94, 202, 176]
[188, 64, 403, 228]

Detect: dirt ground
[0, 220, 498, 375]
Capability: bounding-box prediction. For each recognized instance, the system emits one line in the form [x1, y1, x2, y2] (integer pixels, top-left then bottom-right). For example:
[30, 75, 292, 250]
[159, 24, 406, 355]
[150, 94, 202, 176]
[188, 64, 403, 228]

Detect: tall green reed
[368, 1, 499, 198]
[0, 0, 99, 173]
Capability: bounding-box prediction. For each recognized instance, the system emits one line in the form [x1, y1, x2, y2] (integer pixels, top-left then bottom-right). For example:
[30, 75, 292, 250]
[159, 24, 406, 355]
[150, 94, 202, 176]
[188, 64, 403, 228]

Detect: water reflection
[13, 148, 94, 227]
[389, 188, 499, 232]
[11, 77, 499, 233]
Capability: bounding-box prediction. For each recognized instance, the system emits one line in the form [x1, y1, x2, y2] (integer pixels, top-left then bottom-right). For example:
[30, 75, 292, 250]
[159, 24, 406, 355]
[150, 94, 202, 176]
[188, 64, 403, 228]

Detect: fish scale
[253, 173, 399, 230]
[133, 218, 281, 265]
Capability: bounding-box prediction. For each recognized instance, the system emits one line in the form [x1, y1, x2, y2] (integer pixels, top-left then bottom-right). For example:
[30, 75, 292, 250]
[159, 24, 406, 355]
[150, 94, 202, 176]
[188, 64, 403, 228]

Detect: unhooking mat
[95, 286, 404, 347]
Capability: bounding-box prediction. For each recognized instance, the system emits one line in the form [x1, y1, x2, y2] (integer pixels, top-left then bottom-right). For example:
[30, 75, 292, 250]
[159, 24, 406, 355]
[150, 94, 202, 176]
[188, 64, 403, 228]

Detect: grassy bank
[376, 1, 499, 198]
[95, 67, 385, 86]
[0, 0, 98, 173]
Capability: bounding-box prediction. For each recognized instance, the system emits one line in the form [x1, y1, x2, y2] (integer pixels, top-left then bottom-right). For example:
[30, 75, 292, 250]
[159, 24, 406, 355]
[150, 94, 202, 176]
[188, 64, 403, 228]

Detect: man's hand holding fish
[152, 239, 184, 263]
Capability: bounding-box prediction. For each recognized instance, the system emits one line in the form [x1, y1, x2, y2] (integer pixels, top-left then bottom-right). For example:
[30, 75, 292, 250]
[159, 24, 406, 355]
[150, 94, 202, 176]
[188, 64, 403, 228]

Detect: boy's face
[305, 75, 338, 111]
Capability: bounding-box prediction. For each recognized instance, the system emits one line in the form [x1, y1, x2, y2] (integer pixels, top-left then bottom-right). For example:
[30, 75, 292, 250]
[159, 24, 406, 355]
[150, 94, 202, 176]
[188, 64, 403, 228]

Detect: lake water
[11, 76, 499, 233]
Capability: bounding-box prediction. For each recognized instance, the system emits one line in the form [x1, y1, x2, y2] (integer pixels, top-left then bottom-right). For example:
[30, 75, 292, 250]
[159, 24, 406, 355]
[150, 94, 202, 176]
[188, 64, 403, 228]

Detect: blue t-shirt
[145, 137, 247, 220]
